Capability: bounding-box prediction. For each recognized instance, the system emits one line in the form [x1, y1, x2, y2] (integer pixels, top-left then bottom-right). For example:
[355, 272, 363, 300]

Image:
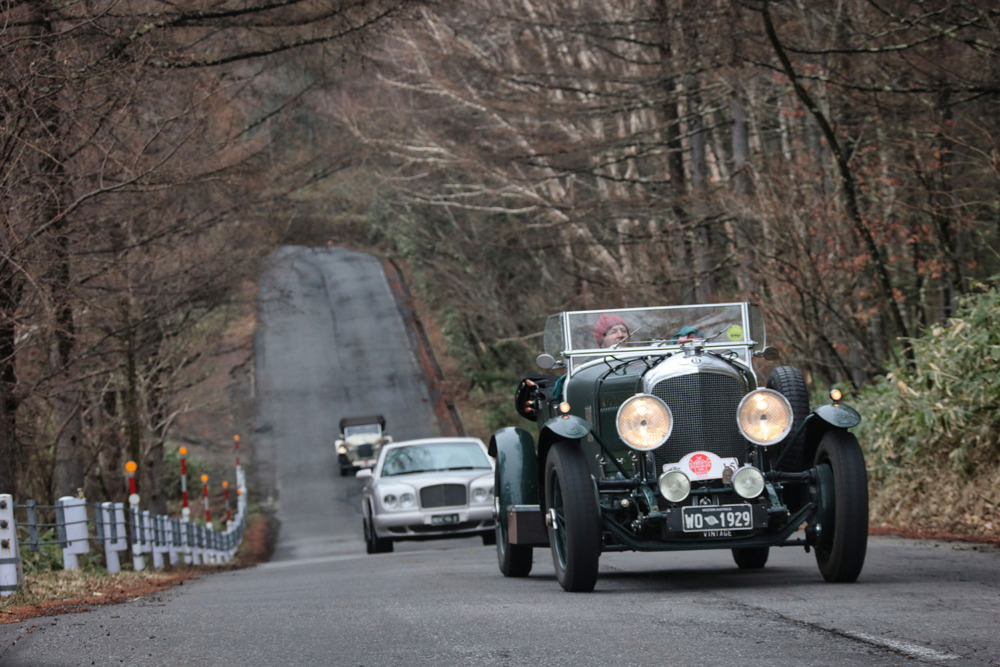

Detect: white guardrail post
[57, 497, 91, 570]
[100, 502, 128, 574]
[0, 495, 23, 597]
[130, 499, 145, 571]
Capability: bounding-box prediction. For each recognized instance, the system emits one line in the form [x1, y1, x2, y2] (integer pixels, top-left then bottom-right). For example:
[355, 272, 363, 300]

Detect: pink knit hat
[594, 313, 628, 346]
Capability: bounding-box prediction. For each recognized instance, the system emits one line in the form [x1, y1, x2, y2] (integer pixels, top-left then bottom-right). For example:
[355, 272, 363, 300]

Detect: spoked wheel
[732, 546, 769, 569]
[364, 509, 393, 554]
[544, 440, 601, 592]
[812, 429, 868, 582]
[496, 468, 532, 577]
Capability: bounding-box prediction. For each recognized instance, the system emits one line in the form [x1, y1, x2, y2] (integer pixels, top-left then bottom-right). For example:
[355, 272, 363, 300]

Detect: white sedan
[358, 437, 496, 553]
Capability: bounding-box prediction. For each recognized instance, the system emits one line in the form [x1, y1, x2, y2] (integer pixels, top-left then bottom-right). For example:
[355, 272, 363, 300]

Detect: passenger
[594, 313, 630, 348]
[671, 325, 705, 344]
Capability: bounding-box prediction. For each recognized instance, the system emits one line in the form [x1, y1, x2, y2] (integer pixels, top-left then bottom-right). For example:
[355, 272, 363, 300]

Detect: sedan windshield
[382, 443, 491, 476]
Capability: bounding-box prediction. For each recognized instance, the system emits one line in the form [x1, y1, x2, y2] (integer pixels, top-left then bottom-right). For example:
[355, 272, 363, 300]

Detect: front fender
[813, 403, 861, 429]
[802, 402, 861, 464]
[538, 414, 592, 451]
[490, 427, 540, 508]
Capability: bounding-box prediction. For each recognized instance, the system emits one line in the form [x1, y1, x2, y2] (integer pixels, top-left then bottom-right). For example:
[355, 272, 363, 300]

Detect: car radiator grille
[420, 484, 466, 508]
[356, 444, 374, 458]
[651, 373, 749, 469]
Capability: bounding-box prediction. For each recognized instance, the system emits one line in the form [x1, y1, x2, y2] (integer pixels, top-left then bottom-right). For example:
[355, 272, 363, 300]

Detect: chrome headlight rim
[658, 469, 691, 503]
[732, 465, 765, 499]
[616, 393, 673, 452]
[737, 388, 793, 446]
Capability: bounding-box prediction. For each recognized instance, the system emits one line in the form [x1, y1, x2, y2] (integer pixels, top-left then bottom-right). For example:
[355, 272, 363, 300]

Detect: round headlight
[472, 487, 488, 503]
[732, 466, 765, 499]
[383, 493, 398, 508]
[658, 469, 691, 502]
[400, 492, 415, 508]
[737, 389, 793, 446]
[617, 394, 673, 451]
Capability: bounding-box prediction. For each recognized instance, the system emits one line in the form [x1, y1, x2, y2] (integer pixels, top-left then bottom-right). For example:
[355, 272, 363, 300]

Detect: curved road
[2, 247, 999, 666]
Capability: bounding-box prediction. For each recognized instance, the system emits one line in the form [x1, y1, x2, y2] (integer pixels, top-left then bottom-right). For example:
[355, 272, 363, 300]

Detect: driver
[594, 313, 630, 348]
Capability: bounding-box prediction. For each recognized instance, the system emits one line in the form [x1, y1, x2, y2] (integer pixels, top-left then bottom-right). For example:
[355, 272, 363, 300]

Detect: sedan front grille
[420, 484, 466, 508]
[651, 373, 749, 468]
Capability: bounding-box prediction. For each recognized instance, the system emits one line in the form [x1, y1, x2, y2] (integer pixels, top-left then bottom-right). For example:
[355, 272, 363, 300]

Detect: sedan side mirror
[355, 468, 373, 479]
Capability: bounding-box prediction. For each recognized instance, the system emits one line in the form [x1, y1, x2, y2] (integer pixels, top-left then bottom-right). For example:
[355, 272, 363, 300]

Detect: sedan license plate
[680, 504, 753, 532]
[431, 514, 460, 526]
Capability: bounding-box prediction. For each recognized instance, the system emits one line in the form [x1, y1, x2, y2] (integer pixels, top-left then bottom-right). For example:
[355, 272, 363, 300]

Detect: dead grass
[0, 511, 277, 625]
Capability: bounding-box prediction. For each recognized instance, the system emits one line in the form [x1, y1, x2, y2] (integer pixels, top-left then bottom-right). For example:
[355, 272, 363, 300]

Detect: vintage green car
[489, 303, 867, 592]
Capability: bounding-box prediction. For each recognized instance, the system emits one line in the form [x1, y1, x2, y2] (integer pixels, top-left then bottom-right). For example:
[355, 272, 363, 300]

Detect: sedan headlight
[471, 486, 493, 504]
[732, 466, 765, 499]
[381, 486, 417, 510]
[617, 394, 673, 451]
[737, 389, 792, 446]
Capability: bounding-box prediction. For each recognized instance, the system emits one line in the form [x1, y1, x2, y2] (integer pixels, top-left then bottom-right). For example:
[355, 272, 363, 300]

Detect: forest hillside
[1, 1, 997, 539]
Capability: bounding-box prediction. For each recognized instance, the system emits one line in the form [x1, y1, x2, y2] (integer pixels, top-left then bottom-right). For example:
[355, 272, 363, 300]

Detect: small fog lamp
[658, 469, 691, 503]
[559, 402, 571, 414]
[830, 388, 842, 402]
[732, 466, 765, 499]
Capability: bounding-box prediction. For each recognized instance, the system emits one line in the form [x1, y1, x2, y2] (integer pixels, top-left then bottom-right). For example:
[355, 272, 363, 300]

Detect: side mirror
[536, 353, 563, 370]
[355, 468, 373, 479]
[755, 346, 780, 361]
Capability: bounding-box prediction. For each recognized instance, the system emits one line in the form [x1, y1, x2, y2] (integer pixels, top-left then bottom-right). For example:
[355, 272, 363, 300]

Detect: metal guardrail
[0, 486, 248, 597]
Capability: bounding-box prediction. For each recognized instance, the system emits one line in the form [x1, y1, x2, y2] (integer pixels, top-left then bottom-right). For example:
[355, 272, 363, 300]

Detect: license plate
[680, 504, 753, 532]
[431, 514, 460, 526]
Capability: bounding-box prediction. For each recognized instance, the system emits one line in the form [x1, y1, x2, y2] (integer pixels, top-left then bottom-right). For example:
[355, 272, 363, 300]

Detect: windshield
[542, 303, 764, 373]
[345, 424, 381, 438]
[382, 442, 491, 476]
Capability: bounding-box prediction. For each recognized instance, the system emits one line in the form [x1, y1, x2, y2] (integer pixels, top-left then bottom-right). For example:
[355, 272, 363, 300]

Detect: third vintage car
[336, 414, 392, 477]
[489, 302, 868, 592]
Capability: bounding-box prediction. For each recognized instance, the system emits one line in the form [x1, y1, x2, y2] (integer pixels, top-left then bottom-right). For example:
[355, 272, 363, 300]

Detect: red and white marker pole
[234, 434, 245, 493]
[179, 447, 190, 520]
[222, 481, 231, 525]
[201, 474, 210, 525]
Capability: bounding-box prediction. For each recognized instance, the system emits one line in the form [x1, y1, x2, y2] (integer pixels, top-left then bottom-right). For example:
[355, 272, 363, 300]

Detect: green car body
[490, 302, 868, 592]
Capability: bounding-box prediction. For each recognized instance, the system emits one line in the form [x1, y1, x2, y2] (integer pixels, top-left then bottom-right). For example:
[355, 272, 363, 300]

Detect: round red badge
[689, 453, 712, 476]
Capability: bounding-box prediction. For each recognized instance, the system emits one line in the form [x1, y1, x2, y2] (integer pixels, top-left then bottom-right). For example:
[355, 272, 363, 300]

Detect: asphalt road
[2, 247, 999, 666]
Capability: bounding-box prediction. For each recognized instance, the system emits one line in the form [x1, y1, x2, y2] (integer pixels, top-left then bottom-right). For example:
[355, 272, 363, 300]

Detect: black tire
[766, 366, 810, 471]
[732, 546, 769, 569]
[544, 440, 601, 592]
[496, 467, 533, 577]
[812, 429, 868, 582]
[481, 531, 497, 546]
[364, 507, 393, 554]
